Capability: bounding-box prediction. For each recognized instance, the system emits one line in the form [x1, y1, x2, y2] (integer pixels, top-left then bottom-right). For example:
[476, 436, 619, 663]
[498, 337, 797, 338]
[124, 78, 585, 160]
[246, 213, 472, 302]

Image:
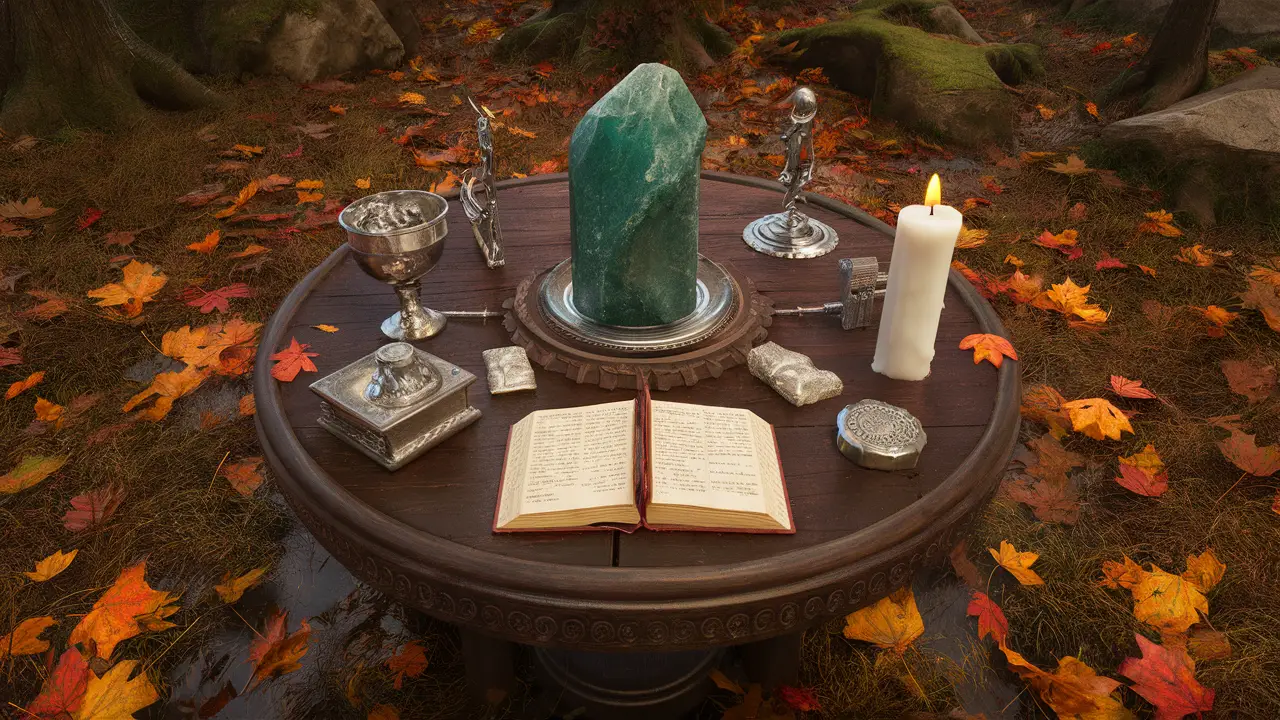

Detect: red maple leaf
[1218, 428, 1280, 477]
[63, 484, 124, 531]
[776, 686, 821, 711]
[270, 338, 318, 382]
[0, 346, 21, 368]
[26, 647, 90, 716]
[387, 641, 428, 689]
[184, 283, 254, 313]
[1116, 463, 1169, 497]
[1110, 375, 1158, 400]
[1118, 634, 1214, 719]
[76, 207, 104, 231]
[966, 590, 1009, 644]
[1095, 252, 1127, 270]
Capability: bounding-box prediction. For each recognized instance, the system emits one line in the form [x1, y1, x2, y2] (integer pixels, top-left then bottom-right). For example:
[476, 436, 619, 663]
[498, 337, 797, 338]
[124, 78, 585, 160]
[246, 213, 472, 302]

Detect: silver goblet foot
[383, 283, 447, 340]
[743, 210, 839, 259]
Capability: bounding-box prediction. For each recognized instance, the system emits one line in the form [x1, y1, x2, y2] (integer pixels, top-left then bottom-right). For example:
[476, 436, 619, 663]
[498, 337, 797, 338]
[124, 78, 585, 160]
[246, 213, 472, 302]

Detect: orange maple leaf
[999, 642, 1127, 718]
[387, 641, 429, 689]
[214, 567, 267, 604]
[86, 260, 167, 317]
[5, 370, 44, 399]
[1021, 383, 1072, 439]
[959, 333, 1017, 368]
[76, 659, 160, 718]
[222, 456, 265, 496]
[248, 610, 311, 689]
[1032, 278, 1108, 324]
[1176, 244, 1232, 267]
[0, 616, 56, 658]
[841, 587, 923, 653]
[70, 561, 181, 658]
[121, 365, 205, 421]
[271, 338, 318, 382]
[214, 180, 260, 219]
[1062, 397, 1134, 440]
[24, 549, 78, 582]
[1137, 209, 1182, 237]
[187, 229, 221, 254]
[989, 540, 1045, 586]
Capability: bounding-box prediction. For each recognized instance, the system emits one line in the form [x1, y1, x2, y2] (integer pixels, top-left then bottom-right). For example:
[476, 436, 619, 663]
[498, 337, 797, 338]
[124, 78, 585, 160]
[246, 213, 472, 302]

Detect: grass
[2, 0, 1280, 717]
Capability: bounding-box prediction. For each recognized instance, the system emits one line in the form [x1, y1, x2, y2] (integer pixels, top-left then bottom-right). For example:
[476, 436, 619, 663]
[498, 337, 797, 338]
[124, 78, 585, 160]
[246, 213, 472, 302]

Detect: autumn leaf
[121, 365, 205, 421]
[1032, 278, 1109, 324]
[355, 177, 371, 189]
[1181, 549, 1225, 593]
[0, 197, 56, 219]
[1220, 359, 1275, 403]
[1005, 269, 1043, 304]
[1085, 101, 1101, 119]
[966, 591, 1008, 644]
[222, 456, 265, 496]
[257, 174, 294, 192]
[296, 190, 324, 204]
[63, 485, 125, 533]
[227, 243, 269, 259]
[1062, 397, 1134, 441]
[0, 616, 56, 658]
[313, 324, 339, 333]
[387, 641, 428, 689]
[240, 393, 256, 416]
[1034, 229, 1082, 259]
[1048, 154, 1090, 175]
[1132, 565, 1209, 634]
[1116, 444, 1169, 497]
[214, 180, 260, 219]
[1025, 434, 1084, 484]
[1035, 104, 1056, 120]
[70, 560, 180, 659]
[103, 230, 136, 247]
[958, 333, 1017, 368]
[34, 396, 65, 431]
[232, 143, 264, 157]
[329, 104, 346, 115]
[1186, 627, 1232, 661]
[0, 454, 67, 494]
[295, 179, 324, 190]
[1217, 426, 1280, 477]
[1003, 475, 1081, 525]
[0, 218, 31, 237]
[1102, 554, 1146, 590]
[24, 548, 78, 582]
[176, 182, 226, 207]
[955, 226, 988, 249]
[18, 297, 70, 321]
[5, 370, 44, 399]
[77, 659, 160, 719]
[1095, 251, 1127, 270]
[1110, 375, 1158, 400]
[1248, 259, 1280, 287]
[369, 705, 400, 720]
[248, 609, 311, 690]
[86, 260, 167, 318]
[1021, 384, 1072, 439]
[841, 587, 923, 652]
[185, 283, 253, 313]
[187, 230, 221, 254]
[162, 318, 261, 376]
[776, 686, 820, 712]
[1119, 634, 1214, 719]
[1176, 244, 1232, 267]
[1137, 209, 1182, 237]
[999, 643, 1128, 719]
[989, 540, 1045, 585]
[271, 338, 318, 382]
[1240, 279, 1280, 332]
[399, 91, 427, 105]
[214, 566, 267, 603]
[27, 647, 90, 717]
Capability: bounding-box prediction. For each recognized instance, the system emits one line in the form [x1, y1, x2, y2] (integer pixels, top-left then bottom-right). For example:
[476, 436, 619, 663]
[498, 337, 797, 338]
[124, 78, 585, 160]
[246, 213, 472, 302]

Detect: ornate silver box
[310, 343, 481, 471]
[836, 399, 926, 471]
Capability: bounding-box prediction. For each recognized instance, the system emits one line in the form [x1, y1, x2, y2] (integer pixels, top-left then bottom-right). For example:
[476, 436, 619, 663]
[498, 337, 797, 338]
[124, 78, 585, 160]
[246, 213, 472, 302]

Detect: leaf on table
[0, 454, 67, 494]
[24, 548, 78, 581]
[63, 484, 125, 533]
[958, 332, 1018, 369]
[188, 230, 221, 254]
[999, 642, 1129, 719]
[841, 587, 924, 652]
[1110, 375, 1158, 400]
[966, 591, 1008, 644]
[1062, 397, 1134, 441]
[6, 370, 44, 399]
[1181, 549, 1226, 593]
[27, 647, 90, 717]
[1217, 426, 1280, 477]
[313, 324, 339, 333]
[184, 283, 253, 314]
[77, 659, 160, 719]
[387, 640, 428, 689]
[248, 609, 311, 690]
[989, 540, 1045, 585]
[1021, 383, 1072, 439]
[121, 365, 206, 421]
[1116, 444, 1169, 497]
[70, 560, 180, 659]
[1220, 359, 1275, 403]
[1240, 279, 1280, 332]
[86, 260, 167, 318]
[214, 566, 267, 604]
[0, 616, 56, 658]
[710, 668, 745, 694]
[222, 456, 264, 496]
[0, 196, 57, 219]
[1137, 209, 1182, 237]
[271, 338, 318, 382]
[1118, 634, 1214, 719]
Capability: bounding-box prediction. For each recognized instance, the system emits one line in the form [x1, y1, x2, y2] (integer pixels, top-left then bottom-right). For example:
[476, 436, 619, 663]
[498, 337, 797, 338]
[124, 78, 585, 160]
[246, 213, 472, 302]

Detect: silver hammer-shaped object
[773, 257, 887, 330]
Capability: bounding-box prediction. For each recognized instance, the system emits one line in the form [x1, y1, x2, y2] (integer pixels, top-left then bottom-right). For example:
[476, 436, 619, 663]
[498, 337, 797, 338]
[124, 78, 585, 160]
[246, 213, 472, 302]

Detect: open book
[493, 392, 794, 534]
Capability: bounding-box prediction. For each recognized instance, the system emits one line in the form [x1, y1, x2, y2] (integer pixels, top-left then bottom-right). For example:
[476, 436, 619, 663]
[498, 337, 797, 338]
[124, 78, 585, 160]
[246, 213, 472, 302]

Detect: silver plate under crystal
[538, 256, 740, 355]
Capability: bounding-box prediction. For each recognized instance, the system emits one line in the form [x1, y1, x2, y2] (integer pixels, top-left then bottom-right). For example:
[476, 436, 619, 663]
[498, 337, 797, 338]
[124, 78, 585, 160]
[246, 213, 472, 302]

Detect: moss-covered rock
[772, 1, 1041, 148]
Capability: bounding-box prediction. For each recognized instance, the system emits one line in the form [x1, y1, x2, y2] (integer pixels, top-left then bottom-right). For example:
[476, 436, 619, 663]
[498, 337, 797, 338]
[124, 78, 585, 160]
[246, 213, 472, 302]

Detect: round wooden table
[254, 173, 1019, 718]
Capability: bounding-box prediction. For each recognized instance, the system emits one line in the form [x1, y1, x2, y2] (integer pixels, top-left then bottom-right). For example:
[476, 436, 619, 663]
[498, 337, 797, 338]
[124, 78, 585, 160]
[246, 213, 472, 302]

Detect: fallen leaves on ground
[958, 333, 1017, 368]
[70, 560, 180, 659]
[0, 454, 67, 494]
[34, 396, 65, 431]
[999, 643, 1129, 719]
[0, 615, 56, 658]
[214, 180, 260, 219]
[966, 591, 1008, 644]
[1102, 550, 1222, 634]
[387, 640, 428, 689]
[1021, 384, 1072, 439]
[1048, 154, 1090, 175]
[1240, 279, 1280, 332]
[161, 318, 261, 376]
[271, 338, 318, 382]
[24, 548, 78, 581]
[187, 230, 221, 254]
[248, 609, 311, 690]
[0, 196, 56, 219]
[184, 283, 253, 313]
[214, 566, 267, 603]
[63, 484, 125, 532]
[841, 587, 924, 652]
[1034, 229, 1082, 259]
[1116, 444, 1169, 497]
[86, 260, 167, 318]
[1138, 209, 1182, 237]
[1118, 634, 1214, 719]
[121, 365, 206, 421]
[1032, 278, 1109, 325]
[1221, 359, 1275, 403]
[1217, 426, 1280, 477]
[1110, 375, 1158, 400]
[776, 686, 820, 712]
[955, 226, 988, 249]
[1176, 244, 1232, 267]
[1062, 397, 1134, 441]
[222, 456, 264, 496]
[26, 647, 90, 716]
[77, 659, 160, 719]
[989, 540, 1045, 585]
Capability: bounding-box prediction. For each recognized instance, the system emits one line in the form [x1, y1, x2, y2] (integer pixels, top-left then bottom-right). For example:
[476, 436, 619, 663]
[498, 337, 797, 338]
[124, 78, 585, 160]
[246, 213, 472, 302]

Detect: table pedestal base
[535, 646, 724, 720]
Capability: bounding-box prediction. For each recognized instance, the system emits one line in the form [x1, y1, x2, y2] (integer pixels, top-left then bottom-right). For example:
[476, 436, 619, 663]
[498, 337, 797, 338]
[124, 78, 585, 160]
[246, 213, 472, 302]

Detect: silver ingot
[310, 343, 481, 471]
[773, 257, 888, 330]
[340, 189, 450, 341]
[483, 346, 537, 394]
[538, 256, 740, 356]
[461, 97, 505, 269]
[836, 399, 927, 471]
[747, 341, 843, 407]
[743, 86, 839, 259]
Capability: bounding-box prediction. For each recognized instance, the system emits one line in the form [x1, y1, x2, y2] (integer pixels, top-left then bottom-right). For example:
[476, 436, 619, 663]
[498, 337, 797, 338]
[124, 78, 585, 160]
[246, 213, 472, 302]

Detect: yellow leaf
[187, 230, 220, 254]
[77, 659, 160, 719]
[1101, 555, 1146, 590]
[296, 190, 324, 205]
[1033, 278, 1109, 324]
[1036, 104, 1056, 120]
[955, 226, 989, 249]
[313, 324, 339, 333]
[1004, 254, 1024, 268]
[355, 177, 371, 189]
[232, 144, 264, 157]
[989, 540, 1045, 586]
[0, 455, 67, 494]
[24, 549, 78, 582]
[1062, 398, 1134, 440]
[295, 179, 324, 190]
[0, 616, 56, 658]
[399, 91, 426, 105]
[214, 566, 268, 603]
[1085, 101, 1101, 120]
[1049, 154, 1091, 175]
[34, 396, 65, 430]
[1132, 565, 1208, 634]
[1181, 548, 1225, 593]
[1119, 444, 1164, 474]
[214, 180, 259, 219]
[6, 370, 45, 400]
[329, 104, 347, 115]
[122, 365, 206, 421]
[999, 643, 1130, 719]
[841, 587, 924, 652]
[1137, 209, 1181, 237]
[86, 260, 167, 317]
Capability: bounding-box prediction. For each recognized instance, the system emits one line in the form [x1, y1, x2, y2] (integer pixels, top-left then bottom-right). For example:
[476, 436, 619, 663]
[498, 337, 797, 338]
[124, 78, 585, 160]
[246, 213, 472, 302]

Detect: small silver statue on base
[461, 98, 505, 269]
[743, 87, 839, 259]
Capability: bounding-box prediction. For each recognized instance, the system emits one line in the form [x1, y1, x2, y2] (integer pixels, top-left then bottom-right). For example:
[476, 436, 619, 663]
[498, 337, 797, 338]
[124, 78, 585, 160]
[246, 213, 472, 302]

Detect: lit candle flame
[924, 173, 942, 207]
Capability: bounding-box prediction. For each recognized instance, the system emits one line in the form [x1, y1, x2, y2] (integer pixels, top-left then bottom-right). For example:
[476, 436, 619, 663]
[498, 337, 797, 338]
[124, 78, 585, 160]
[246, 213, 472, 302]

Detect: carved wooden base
[503, 261, 773, 391]
[535, 646, 724, 720]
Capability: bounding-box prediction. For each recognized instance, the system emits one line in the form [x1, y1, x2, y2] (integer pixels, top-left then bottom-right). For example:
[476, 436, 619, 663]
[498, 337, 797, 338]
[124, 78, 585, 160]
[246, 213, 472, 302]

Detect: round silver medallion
[836, 399, 926, 471]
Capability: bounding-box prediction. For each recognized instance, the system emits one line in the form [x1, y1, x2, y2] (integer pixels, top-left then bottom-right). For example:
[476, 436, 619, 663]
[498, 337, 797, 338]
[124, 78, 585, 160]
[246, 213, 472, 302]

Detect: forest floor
[2, 0, 1280, 718]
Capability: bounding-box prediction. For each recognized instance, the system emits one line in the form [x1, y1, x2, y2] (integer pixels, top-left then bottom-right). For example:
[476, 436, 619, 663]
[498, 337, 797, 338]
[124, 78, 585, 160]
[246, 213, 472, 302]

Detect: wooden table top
[254, 172, 1019, 650]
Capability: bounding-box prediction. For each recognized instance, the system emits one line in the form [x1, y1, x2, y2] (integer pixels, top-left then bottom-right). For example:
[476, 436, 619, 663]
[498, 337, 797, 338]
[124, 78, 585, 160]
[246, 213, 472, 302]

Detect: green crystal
[569, 63, 708, 327]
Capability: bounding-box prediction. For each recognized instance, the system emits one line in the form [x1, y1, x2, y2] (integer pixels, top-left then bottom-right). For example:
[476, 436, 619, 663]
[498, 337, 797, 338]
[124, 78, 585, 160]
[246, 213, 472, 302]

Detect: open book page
[648, 400, 791, 529]
[496, 400, 638, 529]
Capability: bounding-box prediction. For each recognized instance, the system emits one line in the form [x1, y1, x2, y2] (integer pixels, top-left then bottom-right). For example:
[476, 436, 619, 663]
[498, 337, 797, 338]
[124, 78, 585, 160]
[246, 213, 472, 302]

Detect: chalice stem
[391, 283, 447, 340]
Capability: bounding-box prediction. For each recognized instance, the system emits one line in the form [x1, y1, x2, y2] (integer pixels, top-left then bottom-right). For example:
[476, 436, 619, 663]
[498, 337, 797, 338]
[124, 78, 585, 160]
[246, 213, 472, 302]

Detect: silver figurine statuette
[340, 190, 451, 341]
[461, 98, 505, 269]
[773, 257, 888, 330]
[483, 346, 536, 395]
[836, 399, 927, 471]
[748, 341, 843, 407]
[743, 87, 839, 259]
[310, 342, 482, 471]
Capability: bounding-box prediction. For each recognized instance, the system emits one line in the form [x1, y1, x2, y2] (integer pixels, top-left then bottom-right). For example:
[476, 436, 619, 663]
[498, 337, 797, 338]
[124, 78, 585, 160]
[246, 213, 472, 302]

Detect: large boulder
[258, 0, 404, 82]
[1072, 0, 1280, 42]
[1101, 66, 1280, 224]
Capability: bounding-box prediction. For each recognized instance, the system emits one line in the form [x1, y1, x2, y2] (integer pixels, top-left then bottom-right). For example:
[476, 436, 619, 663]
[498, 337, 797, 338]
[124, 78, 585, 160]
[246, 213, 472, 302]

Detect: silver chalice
[340, 190, 450, 341]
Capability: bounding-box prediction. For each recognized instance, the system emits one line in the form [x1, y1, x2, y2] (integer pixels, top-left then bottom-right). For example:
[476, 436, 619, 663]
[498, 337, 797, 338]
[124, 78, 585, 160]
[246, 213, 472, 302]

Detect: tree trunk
[494, 0, 735, 72]
[0, 0, 219, 136]
[1105, 0, 1221, 113]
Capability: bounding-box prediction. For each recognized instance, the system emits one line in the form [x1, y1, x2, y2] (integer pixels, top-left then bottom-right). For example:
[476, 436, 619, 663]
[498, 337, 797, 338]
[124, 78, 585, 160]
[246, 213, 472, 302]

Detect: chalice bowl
[340, 190, 450, 341]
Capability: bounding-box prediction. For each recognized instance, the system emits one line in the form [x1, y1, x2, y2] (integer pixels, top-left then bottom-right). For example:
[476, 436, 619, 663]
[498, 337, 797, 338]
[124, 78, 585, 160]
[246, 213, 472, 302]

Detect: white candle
[872, 174, 963, 381]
